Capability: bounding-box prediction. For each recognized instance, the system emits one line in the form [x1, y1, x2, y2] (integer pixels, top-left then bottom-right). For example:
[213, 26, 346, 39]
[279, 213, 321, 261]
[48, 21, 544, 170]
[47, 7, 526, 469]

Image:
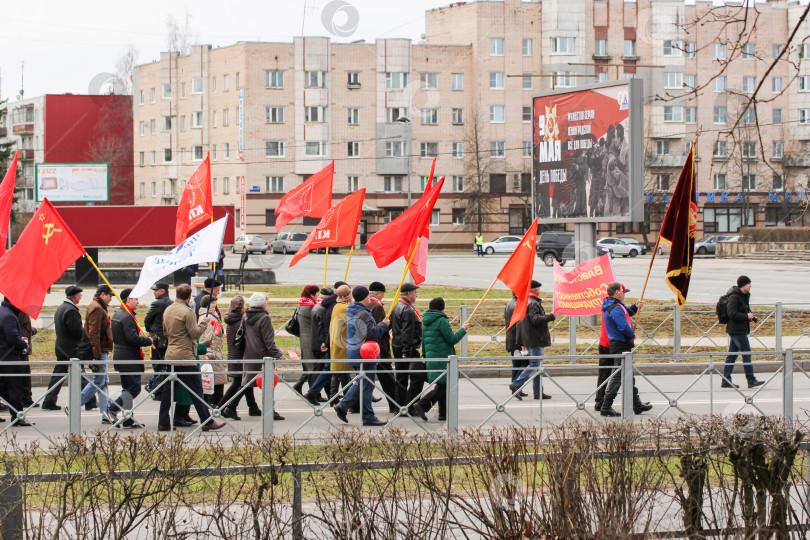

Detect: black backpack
[716, 293, 732, 324]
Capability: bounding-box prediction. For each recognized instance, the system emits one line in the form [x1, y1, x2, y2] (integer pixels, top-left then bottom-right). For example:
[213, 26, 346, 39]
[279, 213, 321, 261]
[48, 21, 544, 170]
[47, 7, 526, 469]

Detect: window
[430, 209, 440, 226]
[713, 43, 726, 60]
[684, 74, 696, 90]
[266, 141, 285, 157]
[522, 38, 533, 56]
[305, 106, 326, 122]
[139, 122, 145, 136]
[773, 77, 783, 93]
[664, 106, 683, 122]
[151, 182, 156, 197]
[385, 141, 405, 157]
[420, 108, 438, 125]
[266, 70, 283, 88]
[714, 141, 727, 158]
[713, 173, 727, 190]
[150, 88, 155, 103]
[266, 176, 284, 192]
[223, 143, 229, 159]
[522, 141, 532, 158]
[180, 116, 186, 131]
[624, 40, 636, 57]
[192, 78, 203, 94]
[703, 206, 753, 234]
[656, 140, 671, 156]
[522, 106, 532, 122]
[161, 116, 172, 131]
[139, 90, 144, 105]
[420, 142, 438, 158]
[742, 43, 755, 60]
[163, 148, 172, 162]
[347, 108, 359, 125]
[452, 208, 466, 225]
[347, 141, 359, 158]
[223, 74, 230, 91]
[386, 107, 407, 123]
[801, 109, 810, 124]
[551, 37, 575, 54]
[772, 44, 782, 59]
[595, 39, 607, 57]
[451, 73, 464, 91]
[522, 74, 533, 90]
[685, 107, 697, 124]
[713, 107, 727, 124]
[685, 41, 696, 58]
[742, 107, 756, 125]
[595, 73, 608, 84]
[139, 183, 145, 198]
[212, 77, 217, 93]
[800, 76, 810, 92]
[212, 178, 217, 195]
[489, 105, 505, 123]
[773, 140, 783, 159]
[655, 174, 670, 191]
[385, 72, 408, 89]
[713, 76, 726, 92]
[192, 146, 203, 161]
[266, 106, 284, 123]
[212, 145, 217, 160]
[192, 111, 203, 128]
[664, 72, 683, 89]
[452, 142, 463, 159]
[490, 141, 505, 158]
[773, 108, 782, 125]
[305, 141, 326, 156]
[384, 176, 403, 192]
[489, 174, 506, 193]
[452, 108, 464, 125]
[305, 71, 326, 88]
[451, 176, 464, 193]
[139, 152, 144, 166]
[420, 72, 438, 89]
[742, 174, 756, 191]
[180, 82, 186, 98]
[162, 84, 171, 98]
[742, 76, 755, 93]
[663, 40, 682, 57]
[223, 109, 230, 126]
[742, 141, 756, 159]
[150, 119, 156, 134]
[223, 178, 230, 195]
[347, 72, 359, 86]
[554, 72, 575, 87]
[489, 38, 504, 56]
[800, 43, 810, 59]
[489, 72, 505, 89]
[773, 174, 784, 191]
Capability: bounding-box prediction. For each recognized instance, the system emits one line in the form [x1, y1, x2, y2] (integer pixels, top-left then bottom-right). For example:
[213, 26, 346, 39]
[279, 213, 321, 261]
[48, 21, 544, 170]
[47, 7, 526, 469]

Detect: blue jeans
[339, 363, 377, 422]
[513, 347, 544, 396]
[80, 353, 109, 415]
[723, 334, 756, 383]
[511, 352, 528, 384]
[308, 368, 350, 396]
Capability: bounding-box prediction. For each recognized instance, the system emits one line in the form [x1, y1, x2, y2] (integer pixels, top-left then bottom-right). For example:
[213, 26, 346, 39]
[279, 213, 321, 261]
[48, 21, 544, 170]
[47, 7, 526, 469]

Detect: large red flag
[658, 142, 697, 308]
[290, 189, 365, 267]
[497, 218, 539, 329]
[175, 154, 213, 245]
[275, 161, 334, 232]
[366, 177, 445, 269]
[0, 199, 84, 318]
[0, 151, 18, 256]
[407, 158, 438, 284]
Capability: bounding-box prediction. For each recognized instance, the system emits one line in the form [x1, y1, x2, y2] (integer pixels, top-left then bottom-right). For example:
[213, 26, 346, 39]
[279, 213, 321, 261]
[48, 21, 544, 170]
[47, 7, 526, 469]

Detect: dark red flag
[658, 142, 697, 308]
[275, 161, 334, 232]
[290, 189, 365, 267]
[0, 151, 18, 256]
[497, 218, 539, 328]
[0, 199, 84, 318]
[175, 154, 213, 245]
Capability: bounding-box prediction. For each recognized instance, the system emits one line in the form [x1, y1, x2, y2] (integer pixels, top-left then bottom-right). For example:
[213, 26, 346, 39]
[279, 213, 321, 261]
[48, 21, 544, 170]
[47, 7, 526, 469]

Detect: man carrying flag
[509, 280, 554, 400]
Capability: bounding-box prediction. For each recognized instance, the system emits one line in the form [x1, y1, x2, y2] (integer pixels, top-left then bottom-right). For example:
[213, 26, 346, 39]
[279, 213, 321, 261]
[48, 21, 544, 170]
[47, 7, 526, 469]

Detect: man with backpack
[720, 276, 764, 389]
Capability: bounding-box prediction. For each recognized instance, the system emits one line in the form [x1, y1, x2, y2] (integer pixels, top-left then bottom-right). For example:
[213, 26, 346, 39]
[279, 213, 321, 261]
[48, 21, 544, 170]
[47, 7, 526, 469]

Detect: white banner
[130, 216, 228, 298]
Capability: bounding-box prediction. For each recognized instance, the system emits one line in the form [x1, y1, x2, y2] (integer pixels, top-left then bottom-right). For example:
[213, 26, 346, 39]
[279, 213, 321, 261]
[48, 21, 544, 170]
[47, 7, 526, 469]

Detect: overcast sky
[2, 0, 447, 100]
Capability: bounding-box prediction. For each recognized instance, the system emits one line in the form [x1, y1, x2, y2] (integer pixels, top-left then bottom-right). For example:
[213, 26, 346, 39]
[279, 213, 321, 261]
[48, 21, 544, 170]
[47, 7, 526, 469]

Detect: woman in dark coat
[293, 284, 321, 395]
[219, 296, 261, 420]
[241, 292, 285, 421]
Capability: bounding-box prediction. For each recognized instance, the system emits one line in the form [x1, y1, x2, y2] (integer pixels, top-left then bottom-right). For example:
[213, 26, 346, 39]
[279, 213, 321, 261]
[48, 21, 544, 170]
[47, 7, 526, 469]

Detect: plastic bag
[201, 363, 214, 395]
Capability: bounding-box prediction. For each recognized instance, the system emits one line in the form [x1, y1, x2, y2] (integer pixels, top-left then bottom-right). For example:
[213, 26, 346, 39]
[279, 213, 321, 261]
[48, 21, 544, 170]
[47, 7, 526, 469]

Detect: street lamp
[395, 116, 412, 206]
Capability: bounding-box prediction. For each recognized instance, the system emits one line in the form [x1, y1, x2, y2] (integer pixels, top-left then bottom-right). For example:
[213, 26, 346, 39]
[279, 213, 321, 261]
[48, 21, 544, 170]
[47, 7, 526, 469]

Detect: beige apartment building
[132, 0, 810, 248]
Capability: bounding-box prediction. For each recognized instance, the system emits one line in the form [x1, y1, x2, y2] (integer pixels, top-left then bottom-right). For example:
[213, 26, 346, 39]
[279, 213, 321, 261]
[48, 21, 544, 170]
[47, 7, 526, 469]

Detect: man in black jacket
[144, 282, 171, 399]
[369, 281, 398, 413]
[721, 276, 764, 389]
[42, 286, 84, 410]
[508, 281, 554, 400]
[0, 298, 30, 425]
[391, 283, 423, 411]
[504, 295, 527, 396]
[109, 289, 153, 428]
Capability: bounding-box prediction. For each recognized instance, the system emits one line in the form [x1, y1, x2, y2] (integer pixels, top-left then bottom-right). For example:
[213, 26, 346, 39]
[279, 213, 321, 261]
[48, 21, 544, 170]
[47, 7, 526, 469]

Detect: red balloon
[256, 373, 279, 389]
[360, 341, 380, 359]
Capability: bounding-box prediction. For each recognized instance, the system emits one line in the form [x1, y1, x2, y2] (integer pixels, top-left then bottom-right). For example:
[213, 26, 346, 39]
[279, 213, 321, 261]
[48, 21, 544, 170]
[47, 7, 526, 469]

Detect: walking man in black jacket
[391, 283, 423, 412]
[144, 282, 171, 398]
[109, 289, 152, 427]
[721, 276, 764, 389]
[508, 281, 554, 400]
[42, 286, 84, 410]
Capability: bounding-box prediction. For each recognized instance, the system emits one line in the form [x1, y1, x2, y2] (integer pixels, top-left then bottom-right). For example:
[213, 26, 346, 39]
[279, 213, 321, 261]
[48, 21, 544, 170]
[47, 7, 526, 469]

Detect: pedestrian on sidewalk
[509, 281, 554, 401]
[42, 286, 84, 410]
[144, 282, 171, 400]
[721, 276, 764, 389]
[78, 285, 115, 424]
[219, 296, 261, 420]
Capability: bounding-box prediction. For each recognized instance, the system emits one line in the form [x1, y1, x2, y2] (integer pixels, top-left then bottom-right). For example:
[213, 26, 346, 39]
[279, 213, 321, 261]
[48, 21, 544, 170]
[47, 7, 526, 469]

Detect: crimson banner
[552, 254, 616, 315]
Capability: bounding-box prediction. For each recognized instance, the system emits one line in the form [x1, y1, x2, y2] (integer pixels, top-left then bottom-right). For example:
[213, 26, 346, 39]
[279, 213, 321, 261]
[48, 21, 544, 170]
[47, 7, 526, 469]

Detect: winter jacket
[504, 297, 517, 353]
[199, 311, 227, 385]
[144, 293, 172, 348]
[162, 299, 207, 366]
[224, 309, 244, 373]
[602, 297, 638, 343]
[329, 302, 350, 372]
[514, 296, 554, 349]
[317, 294, 338, 350]
[345, 302, 389, 366]
[310, 302, 327, 356]
[725, 286, 752, 335]
[17, 311, 35, 360]
[369, 298, 392, 360]
[422, 310, 466, 384]
[111, 306, 152, 372]
[193, 290, 218, 319]
[241, 307, 284, 386]
[297, 301, 316, 360]
[0, 301, 26, 363]
[54, 300, 83, 361]
[85, 293, 113, 360]
[391, 298, 422, 355]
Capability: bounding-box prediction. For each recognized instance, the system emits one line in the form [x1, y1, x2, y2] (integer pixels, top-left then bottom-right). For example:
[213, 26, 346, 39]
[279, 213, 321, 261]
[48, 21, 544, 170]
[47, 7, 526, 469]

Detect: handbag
[285, 306, 301, 337]
[232, 315, 247, 357]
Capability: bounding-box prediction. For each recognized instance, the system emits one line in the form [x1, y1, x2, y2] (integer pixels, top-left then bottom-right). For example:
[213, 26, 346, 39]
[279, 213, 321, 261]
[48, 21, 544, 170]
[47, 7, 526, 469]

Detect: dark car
[536, 231, 609, 267]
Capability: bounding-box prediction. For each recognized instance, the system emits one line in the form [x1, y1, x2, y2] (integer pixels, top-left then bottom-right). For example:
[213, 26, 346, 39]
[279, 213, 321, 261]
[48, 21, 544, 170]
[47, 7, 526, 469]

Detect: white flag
[131, 216, 228, 298]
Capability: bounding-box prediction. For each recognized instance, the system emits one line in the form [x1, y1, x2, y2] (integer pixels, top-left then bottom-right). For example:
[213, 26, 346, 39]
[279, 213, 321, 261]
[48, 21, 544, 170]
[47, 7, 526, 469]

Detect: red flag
[658, 142, 697, 308]
[290, 190, 365, 267]
[175, 154, 213, 245]
[497, 217, 539, 329]
[0, 199, 84, 318]
[407, 161, 438, 284]
[366, 177, 445, 269]
[0, 151, 18, 256]
[275, 161, 334, 232]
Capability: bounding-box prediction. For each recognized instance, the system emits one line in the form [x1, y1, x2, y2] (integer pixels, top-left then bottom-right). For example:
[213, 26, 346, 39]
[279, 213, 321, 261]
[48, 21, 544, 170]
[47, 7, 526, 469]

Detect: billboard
[532, 79, 643, 223]
[35, 163, 109, 202]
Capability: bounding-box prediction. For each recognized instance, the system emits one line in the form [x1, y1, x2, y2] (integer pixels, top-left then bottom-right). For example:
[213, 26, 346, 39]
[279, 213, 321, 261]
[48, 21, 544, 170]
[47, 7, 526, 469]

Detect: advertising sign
[533, 79, 643, 223]
[35, 163, 109, 202]
[552, 254, 616, 315]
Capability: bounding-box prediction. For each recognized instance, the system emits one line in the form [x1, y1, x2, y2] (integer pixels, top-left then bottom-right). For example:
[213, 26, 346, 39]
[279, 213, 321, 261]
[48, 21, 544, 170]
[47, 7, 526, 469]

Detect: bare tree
[166, 12, 196, 55]
[115, 45, 139, 96]
[458, 106, 497, 234]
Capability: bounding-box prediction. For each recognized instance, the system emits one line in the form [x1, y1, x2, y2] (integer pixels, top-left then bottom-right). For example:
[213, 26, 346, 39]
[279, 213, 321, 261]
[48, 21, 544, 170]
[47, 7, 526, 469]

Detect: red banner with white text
[552, 254, 616, 315]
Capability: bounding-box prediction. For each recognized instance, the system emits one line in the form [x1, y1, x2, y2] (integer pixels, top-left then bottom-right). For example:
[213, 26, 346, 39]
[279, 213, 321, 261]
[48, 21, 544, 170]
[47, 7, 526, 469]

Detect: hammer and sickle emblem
[39, 214, 62, 244]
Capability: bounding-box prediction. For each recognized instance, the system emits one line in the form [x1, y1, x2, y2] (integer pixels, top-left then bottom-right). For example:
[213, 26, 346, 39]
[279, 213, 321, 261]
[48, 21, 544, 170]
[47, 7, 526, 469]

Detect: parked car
[232, 235, 268, 254]
[270, 232, 308, 254]
[721, 235, 753, 243]
[597, 237, 642, 257]
[694, 234, 730, 255]
[617, 237, 648, 255]
[473, 235, 523, 255]
[536, 231, 609, 266]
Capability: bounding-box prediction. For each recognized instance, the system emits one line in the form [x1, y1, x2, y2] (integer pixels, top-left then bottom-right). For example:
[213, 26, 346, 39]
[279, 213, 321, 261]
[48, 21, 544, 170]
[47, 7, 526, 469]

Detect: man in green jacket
[412, 298, 469, 422]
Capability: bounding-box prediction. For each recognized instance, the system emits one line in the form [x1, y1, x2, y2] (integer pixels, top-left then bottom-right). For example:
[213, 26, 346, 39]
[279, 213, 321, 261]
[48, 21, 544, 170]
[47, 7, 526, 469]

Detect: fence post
[568, 316, 577, 357]
[262, 357, 274, 437]
[0, 462, 21, 540]
[775, 302, 783, 352]
[673, 306, 681, 355]
[68, 358, 82, 435]
[783, 348, 793, 424]
[622, 352, 634, 422]
[447, 355, 459, 435]
[292, 467, 303, 540]
[459, 306, 469, 358]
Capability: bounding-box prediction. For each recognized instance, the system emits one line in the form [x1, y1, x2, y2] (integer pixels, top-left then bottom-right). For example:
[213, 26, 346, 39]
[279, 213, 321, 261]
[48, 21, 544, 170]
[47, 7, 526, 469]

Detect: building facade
[132, 0, 810, 247]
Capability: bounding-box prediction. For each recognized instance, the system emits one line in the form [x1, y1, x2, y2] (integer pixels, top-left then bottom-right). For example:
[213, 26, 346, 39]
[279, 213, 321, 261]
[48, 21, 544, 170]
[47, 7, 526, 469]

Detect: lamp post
[395, 116, 412, 206]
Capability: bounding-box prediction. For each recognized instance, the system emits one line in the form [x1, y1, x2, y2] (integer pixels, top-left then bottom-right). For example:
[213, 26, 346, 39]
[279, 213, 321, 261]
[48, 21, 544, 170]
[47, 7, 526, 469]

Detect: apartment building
[132, 0, 810, 247]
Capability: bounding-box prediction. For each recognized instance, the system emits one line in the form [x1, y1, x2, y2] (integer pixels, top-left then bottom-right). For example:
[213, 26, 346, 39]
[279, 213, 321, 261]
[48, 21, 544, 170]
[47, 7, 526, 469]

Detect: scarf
[398, 298, 422, 323]
[299, 296, 317, 306]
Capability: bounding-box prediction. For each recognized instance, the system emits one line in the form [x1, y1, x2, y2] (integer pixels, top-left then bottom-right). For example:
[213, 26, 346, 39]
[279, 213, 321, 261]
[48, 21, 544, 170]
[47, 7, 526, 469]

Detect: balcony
[13, 124, 34, 135]
[347, 82, 361, 89]
[784, 155, 810, 167]
[20, 149, 34, 160]
[646, 154, 687, 168]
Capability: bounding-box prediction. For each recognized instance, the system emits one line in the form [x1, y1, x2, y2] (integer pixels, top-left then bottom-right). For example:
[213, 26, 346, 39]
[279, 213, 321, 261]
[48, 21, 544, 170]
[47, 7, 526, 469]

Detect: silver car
[597, 237, 641, 257]
[270, 232, 308, 254]
[474, 235, 522, 255]
[617, 237, 648, 255]
[232, 235, 268, 254]
[694, 235, 729, 255]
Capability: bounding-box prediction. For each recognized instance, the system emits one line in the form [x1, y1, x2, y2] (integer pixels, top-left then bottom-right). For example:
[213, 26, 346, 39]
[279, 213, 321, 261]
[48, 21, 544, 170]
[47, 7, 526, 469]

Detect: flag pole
[386, 237, 421, 319]
[466, 276, 499, 322]
[205, 214, 216, 317]
[324, 248, 329, 289]
[343, 244, 354, 282]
